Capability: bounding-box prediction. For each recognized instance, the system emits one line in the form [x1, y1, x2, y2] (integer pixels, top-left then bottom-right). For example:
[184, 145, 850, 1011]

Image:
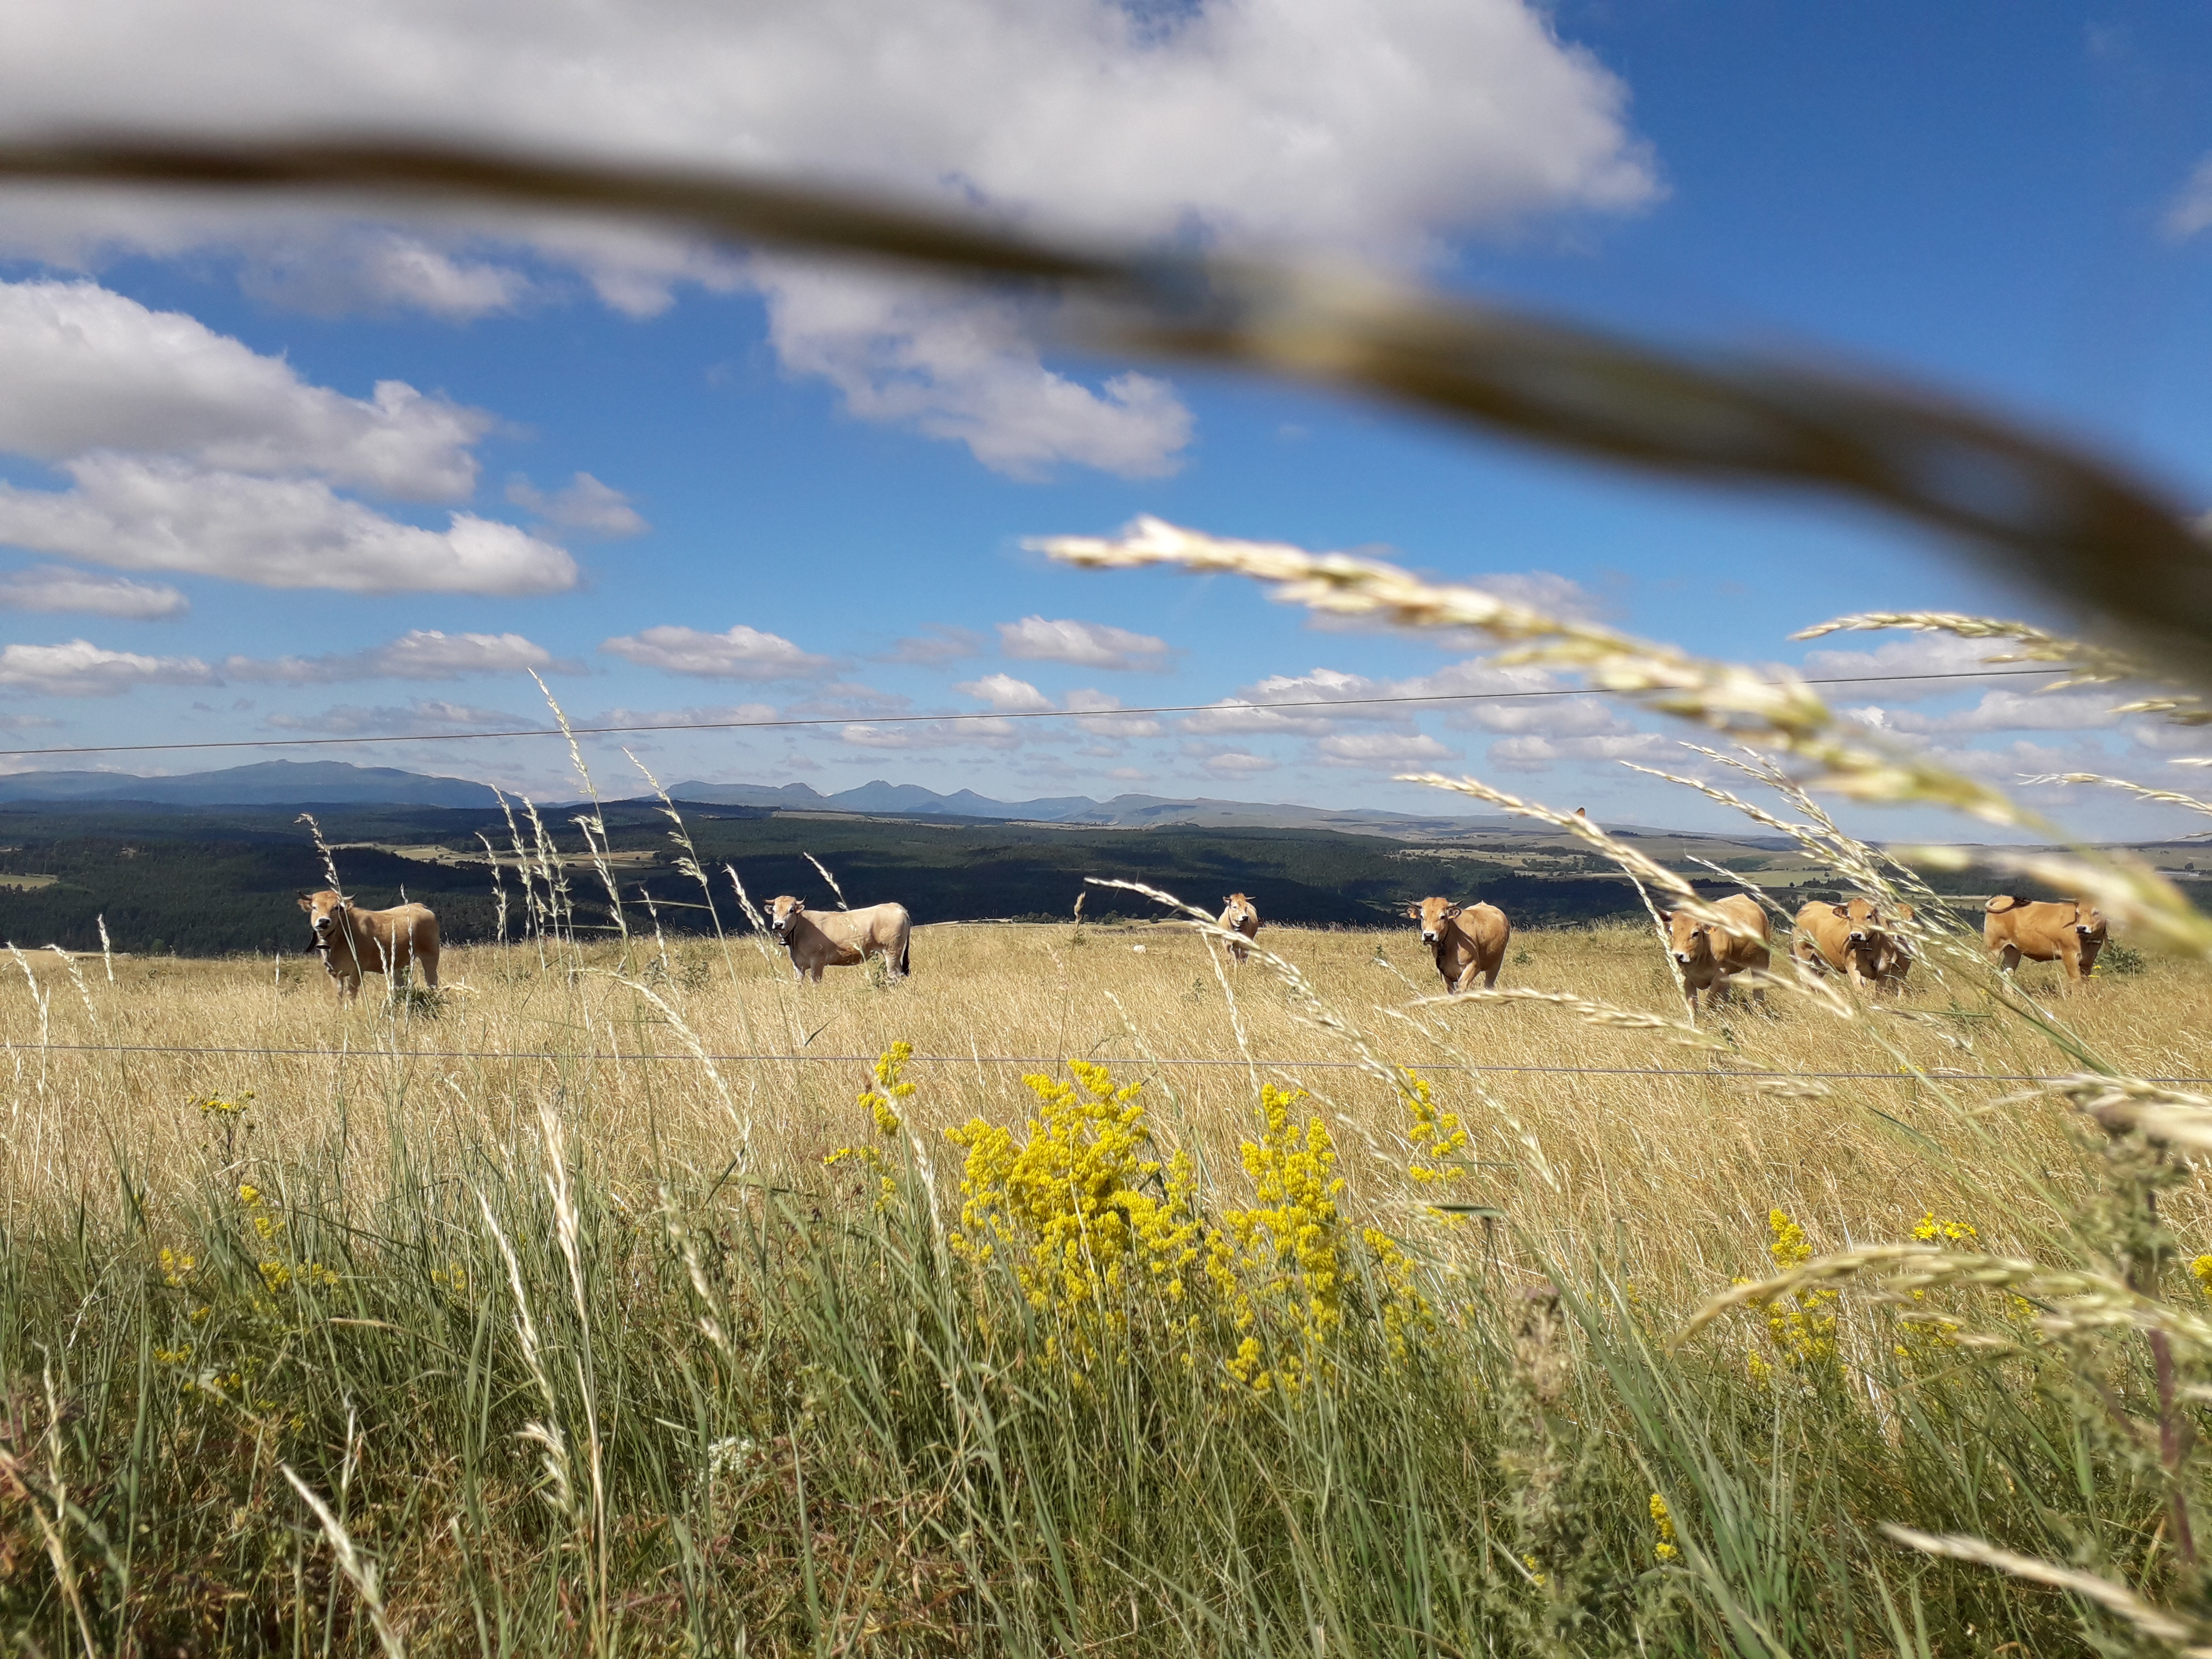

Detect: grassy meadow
[4, 902, 2211, 1655]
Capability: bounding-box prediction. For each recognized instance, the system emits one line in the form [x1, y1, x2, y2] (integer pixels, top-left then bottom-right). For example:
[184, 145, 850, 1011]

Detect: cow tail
[899, 933, 912, 977]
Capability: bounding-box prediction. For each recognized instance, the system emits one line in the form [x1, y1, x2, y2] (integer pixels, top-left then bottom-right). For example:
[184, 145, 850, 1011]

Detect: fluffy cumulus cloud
[0, 458, 577, 594]
[601, 623, 834, 681]
[230, 629, 580, 684]
[954, 673, 1162, 737]
[955, 672, 1056, 713]
[0, 281, 488, 497]
[241, 230, 535, 319]
[0, 0, 1656, 474]
[0, 639, 216, 696]
[1197, 748, 1277, 778]
[506, 472, 648, 536]
[999, 615, 1171, 671]
[0, 279, 586, 594]
[0, 563, 187, 618]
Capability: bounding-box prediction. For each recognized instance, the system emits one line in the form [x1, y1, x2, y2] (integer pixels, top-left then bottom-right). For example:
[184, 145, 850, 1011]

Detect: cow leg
[2059, 944, 2083, 989]
[420, 948, 440, 989]
[1481, 959, 1501, 990]
[1996, 943, 2022, 974]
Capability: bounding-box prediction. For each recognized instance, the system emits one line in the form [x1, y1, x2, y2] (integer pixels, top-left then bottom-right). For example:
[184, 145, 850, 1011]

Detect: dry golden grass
[9, 918, 2208, 1325]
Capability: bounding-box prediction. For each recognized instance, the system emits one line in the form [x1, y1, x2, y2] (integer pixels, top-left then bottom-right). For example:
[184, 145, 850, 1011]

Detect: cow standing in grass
[767, 895, 912, 982]
[1219, 893, 1261, 964]
[1985, 895, 2106, 988]
[1793, 897, 1911, 991]
[1408, 895, 1511, 993]
[298, 890, 440, 1002]
[1663, 894, 1769, 1013]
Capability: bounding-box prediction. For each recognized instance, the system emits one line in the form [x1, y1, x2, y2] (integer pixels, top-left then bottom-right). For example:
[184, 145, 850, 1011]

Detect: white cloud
[1793, 633, 2051, 703]
[2168, 155, 2212, 240]
[761, 266, 1192, 477]
[578, 701, 779, 732]
[1064, 687, 1161, 738]
[955, 671, 1056, 713]
[265, 698, 530, 736]
[0, 280, 489, 498]
[841, 717, 1020, 751]
[0, 638, 216, 696]
[1487, 732, 1675, 773]
[999, 615, 1170, 671]
[1198, 749, 1277, 778]
[229, 629, 579, 684]
[785, 683, 913, 719]
[1454, 693, 1628, 737]
[507, 471, 648, 536]
[0, 457, 578, 594]
[601, 623, 833, 680]
[242, 231, 534, 319]
[950, 674, 1161, 737]
[0, 0, 1655, 472]
[1317, 731, 1455, 768]
[0, 563, 186, 618]
[1848, 689, 2123, 737]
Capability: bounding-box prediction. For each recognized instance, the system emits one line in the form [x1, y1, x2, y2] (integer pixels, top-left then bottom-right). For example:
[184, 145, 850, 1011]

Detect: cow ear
[296, 893, 313, 910]
[1658, 909, 1672, 925]
[1830, 903, 1851, 918]
[1444, 902, 1463, 918]
[1404, 905, 1419, 919]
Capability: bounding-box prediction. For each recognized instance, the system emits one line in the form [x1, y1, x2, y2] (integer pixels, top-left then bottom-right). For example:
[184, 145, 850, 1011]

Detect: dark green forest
[0, 797, 2106, 956]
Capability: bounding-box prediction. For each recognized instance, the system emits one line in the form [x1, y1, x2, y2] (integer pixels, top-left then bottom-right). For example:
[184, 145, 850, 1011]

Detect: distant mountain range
[0, 760, 497, 809]
[0, 761, 1509, 834]
[661, 778, 1506, 835]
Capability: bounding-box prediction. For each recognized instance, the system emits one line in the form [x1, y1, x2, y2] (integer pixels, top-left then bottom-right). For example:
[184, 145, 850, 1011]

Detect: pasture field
[4, 914, 2211, 1655]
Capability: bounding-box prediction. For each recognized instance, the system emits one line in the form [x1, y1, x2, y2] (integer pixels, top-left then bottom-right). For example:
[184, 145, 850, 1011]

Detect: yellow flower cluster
[1751, 1208, 1837, 1375]
[1361, 1225, 1431, 1362]
[194, 1090, 254, 1117]
[2192, 1254, 2212, 1295]
[1396, 1069, 1468, 1187]
[1912, 1211, 1977, 1246]
[1206, 1085, 1346, 1394]
[1649, 1492, 1679, 1561]
[159, 1247, 195, 1289]
[824, 1043, 917, 1208]
[862, 1041, 915, 1134]
[947, 1060, 1204, 1358]
[1894, 1209, 1977, 1365]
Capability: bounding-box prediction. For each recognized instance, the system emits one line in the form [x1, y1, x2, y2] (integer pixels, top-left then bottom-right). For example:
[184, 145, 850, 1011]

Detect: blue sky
[3, 1, 2212, 841]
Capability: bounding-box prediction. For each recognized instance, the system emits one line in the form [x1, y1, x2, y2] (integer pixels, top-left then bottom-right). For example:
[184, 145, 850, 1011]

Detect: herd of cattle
[295, 881, 2114, 1005]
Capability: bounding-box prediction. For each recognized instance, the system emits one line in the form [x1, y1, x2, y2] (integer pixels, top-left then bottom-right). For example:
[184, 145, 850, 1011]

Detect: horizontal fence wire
[5, 1037, 2202, 1083]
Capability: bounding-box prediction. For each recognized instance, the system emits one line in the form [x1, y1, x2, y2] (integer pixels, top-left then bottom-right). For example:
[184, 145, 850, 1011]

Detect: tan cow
[1662, 894, 1770, 1013]
[1985, 895, 2107, 987]
[767, 895, 913, 983]
[1407, 895, 1511, 993]
[1793, 897, 1911, 990]
[297, 890, 440, 1002]
[1219, 893, 1261, 963]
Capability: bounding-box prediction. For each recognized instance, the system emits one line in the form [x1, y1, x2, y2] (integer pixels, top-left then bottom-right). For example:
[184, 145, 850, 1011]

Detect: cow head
[766, 895, 803, 938]
[1407, 895, 1463, 945]
[1222, 893, 1254, 929]
[1661, 909, 1718, 970]
[297, 890, 347, 950]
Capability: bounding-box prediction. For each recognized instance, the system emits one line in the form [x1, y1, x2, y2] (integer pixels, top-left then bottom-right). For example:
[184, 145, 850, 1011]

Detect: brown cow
[766, 895, 912, 983]
[1407, 895, 1511, 993]
[1219, 893, 1261, 963]
[1662, 894, 1770, 1013]
[1793, 897, 1911, 990]
[298, 890, 440, 1002]
[1984, 896, 2106, 987]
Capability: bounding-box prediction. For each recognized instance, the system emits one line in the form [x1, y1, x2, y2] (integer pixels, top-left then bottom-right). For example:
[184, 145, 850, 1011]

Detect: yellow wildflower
[947, 1060, 1204, 1362]
[1754, 1209, 1837, 1371]
[1205, 1085, 1346, 1393]
[1649, 1492, 1678, 1561]
[158, 1247, 196, 1288]
[237, 1183, 260, 1207]
[2192, 1254, 2212, 1295]
[1911, 1210, 1977, 1246]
